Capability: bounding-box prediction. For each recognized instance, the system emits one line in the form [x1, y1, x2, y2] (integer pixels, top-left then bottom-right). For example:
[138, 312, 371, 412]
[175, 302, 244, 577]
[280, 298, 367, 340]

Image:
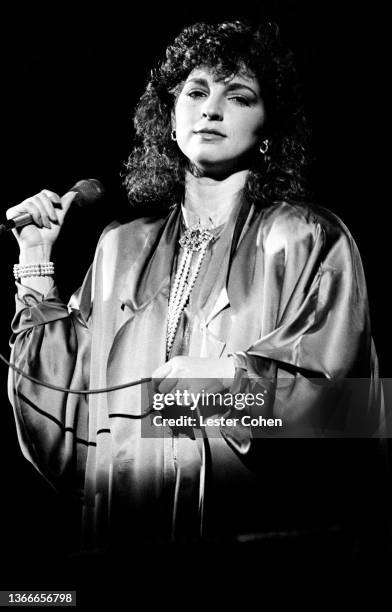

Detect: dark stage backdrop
[0, 0, 389, 603]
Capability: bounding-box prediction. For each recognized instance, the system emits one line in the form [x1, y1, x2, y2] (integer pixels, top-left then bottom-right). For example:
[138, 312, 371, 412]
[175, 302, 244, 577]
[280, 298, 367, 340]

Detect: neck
[183, 169, 248, 226]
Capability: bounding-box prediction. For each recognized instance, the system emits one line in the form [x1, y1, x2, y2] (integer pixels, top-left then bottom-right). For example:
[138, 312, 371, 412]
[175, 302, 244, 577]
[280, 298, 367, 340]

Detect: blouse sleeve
[220, 207, 386, 454]
[7, 267, 93, 497]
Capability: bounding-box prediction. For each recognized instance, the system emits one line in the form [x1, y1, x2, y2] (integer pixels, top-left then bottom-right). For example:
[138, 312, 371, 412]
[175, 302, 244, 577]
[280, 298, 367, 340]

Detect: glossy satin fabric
[8, 201, 382, 551]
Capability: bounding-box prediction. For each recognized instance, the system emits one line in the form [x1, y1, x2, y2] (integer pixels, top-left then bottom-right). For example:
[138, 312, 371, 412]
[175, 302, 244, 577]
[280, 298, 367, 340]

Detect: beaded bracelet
[13, 262, 55, 280]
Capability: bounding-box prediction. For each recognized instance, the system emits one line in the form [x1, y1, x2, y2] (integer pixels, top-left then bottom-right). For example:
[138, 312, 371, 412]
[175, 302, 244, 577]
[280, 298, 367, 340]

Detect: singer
[6, 21, 384, 555]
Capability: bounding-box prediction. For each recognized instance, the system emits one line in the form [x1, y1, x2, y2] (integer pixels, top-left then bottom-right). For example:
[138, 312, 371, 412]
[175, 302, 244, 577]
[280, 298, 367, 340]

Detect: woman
[6, 20, 382, 554]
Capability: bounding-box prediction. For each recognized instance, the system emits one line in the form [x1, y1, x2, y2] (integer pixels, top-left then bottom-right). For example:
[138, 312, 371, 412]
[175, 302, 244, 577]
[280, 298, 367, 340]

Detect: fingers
[6, 197, 45, 228]
[152, 362, 172, 380]
[23, 194, 54, 229]
[40, 189, 61, 208]
[37, 189, 77, 222]
[6, 189, 65, 229]
[152, 357, 185, 394]
[152, 356, 184, 380]
[39, 191, 61, 224]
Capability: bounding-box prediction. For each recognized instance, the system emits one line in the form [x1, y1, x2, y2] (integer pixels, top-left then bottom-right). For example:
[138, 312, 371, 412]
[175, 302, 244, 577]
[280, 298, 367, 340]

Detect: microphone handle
[1, 203, 63, 232]
[0, 179, 103, 236]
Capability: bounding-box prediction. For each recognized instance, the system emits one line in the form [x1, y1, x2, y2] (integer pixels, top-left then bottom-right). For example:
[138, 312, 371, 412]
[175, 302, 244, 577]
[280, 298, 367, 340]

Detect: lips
[195, 129, 226, 137]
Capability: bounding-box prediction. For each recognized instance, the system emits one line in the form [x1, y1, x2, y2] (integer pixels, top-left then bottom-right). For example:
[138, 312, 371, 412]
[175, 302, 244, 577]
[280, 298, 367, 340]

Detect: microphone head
[69, 178, 105, 207]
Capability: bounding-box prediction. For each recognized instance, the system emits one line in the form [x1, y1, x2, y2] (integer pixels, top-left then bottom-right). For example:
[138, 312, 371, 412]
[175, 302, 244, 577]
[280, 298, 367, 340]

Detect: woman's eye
[187, 90, 207, 98]
[229, 96, 250, 106]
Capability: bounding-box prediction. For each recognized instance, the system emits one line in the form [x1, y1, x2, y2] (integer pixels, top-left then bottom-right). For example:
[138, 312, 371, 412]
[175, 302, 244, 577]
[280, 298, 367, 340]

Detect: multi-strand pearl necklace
[166, 222, 214, 358]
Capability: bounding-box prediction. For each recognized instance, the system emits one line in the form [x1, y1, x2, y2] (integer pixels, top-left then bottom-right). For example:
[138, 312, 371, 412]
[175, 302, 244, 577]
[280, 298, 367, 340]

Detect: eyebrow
[184, 77, 258, 97]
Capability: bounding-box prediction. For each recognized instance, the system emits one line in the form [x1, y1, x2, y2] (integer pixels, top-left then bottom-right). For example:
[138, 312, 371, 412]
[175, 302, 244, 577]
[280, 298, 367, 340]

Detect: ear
[171, 110, 176, 130]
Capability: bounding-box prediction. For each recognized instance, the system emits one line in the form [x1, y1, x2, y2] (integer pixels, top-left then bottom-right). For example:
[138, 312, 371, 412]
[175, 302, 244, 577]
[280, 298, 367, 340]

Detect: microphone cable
[1, 178, 155, 416]
[0, 352, 152, 396]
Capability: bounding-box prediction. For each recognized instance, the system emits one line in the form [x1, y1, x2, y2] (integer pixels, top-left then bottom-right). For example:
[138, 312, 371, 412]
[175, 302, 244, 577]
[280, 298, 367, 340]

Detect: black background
[0, 0, 389, 604]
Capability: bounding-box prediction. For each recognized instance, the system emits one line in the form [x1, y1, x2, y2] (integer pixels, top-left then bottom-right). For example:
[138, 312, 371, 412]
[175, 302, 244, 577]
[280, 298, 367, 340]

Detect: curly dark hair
[122, 20, 312, 209]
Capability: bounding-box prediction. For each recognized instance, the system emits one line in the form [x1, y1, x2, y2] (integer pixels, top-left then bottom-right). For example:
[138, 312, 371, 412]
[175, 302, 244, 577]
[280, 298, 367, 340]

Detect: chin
[191, 153, 231, 169]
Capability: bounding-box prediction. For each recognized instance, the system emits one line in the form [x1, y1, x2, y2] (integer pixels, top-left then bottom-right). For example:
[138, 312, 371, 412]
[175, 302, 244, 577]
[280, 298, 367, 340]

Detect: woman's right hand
[6, 189, 77, 250]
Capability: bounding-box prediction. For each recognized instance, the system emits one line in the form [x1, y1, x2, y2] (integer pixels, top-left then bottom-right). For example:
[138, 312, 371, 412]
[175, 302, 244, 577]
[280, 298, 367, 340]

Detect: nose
[201, 94, 223, 121]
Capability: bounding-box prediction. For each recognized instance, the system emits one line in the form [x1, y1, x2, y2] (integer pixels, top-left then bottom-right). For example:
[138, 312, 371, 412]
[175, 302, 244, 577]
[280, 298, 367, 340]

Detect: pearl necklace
[166, 222, 214, 358]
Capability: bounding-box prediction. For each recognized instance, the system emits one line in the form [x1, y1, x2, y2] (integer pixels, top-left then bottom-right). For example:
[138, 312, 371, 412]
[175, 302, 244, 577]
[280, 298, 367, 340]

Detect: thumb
[61, 190, 78, 211]
[152, 361, 173, 380]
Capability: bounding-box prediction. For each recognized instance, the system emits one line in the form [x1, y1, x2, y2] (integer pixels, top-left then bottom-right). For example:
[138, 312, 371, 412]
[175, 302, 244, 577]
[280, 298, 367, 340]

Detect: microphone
[0, 179, 104, 233]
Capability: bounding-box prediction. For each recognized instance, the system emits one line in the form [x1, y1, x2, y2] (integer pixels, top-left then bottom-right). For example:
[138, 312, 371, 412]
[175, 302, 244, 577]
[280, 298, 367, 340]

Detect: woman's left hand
[152, 356, 235, 396]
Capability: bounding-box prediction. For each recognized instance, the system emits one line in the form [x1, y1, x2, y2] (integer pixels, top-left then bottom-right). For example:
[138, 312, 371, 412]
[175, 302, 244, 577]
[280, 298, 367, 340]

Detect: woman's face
[173, 66, 266, 176]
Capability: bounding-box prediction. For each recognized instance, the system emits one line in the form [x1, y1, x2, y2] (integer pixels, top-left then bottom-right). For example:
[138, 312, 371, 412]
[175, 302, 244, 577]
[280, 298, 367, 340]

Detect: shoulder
[257, 201, 356, 248]
[95, 213, 169, 259]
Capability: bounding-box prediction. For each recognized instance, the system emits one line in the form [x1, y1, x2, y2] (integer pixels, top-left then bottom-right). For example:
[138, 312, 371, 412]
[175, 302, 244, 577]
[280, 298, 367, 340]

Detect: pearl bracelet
[13, 262, 55, 280]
